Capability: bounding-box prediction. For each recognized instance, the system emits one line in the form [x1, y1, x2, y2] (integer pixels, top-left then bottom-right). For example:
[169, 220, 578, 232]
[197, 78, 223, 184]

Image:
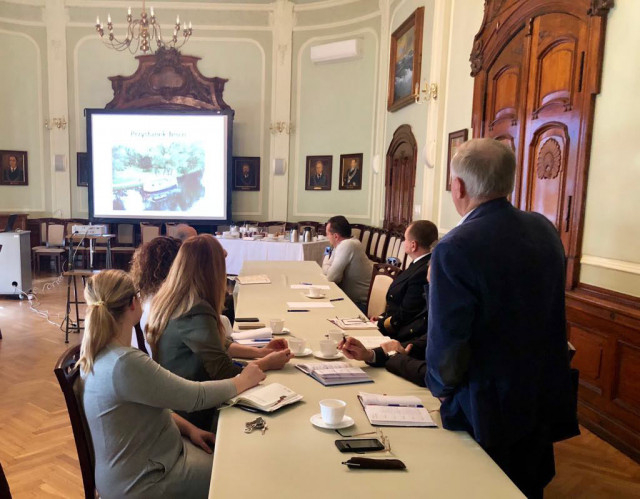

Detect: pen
[330, 298, 344, 302]
[300, 282, 312, 285]
[252, 339, 271, 342]
[288, 309, 310, 312]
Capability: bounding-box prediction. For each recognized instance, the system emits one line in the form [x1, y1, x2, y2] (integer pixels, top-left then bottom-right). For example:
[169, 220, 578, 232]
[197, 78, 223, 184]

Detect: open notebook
[228, 383, 302, 413]
[357, 392, 436, 427]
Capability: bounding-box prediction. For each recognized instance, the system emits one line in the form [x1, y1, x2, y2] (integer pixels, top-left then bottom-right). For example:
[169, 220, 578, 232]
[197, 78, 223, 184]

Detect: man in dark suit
[426, 138, 578, 498]
[309, 161, 328, 188]
[236, 163, 256, 188]
[342, 158, 361, 189]
[376, 220, 438, 342]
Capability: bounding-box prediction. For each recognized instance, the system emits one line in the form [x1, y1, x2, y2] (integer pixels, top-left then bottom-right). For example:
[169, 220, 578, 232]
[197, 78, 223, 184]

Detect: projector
[72, 225, 106, 236]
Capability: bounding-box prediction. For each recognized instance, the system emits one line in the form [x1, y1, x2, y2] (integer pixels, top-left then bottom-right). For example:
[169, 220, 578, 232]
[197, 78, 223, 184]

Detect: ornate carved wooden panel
[384, 125, 417, 231]
[470, 0, 640, 464]
[106, 47, 231, 111]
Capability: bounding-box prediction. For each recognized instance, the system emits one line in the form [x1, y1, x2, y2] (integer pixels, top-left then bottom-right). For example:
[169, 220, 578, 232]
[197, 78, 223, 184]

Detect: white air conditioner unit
[310, 39, 360, 64]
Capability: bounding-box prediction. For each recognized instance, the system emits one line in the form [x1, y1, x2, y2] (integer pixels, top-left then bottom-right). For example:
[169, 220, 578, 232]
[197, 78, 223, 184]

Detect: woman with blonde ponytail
[78, 270, 265, 498]
[147, 234, 292, 430]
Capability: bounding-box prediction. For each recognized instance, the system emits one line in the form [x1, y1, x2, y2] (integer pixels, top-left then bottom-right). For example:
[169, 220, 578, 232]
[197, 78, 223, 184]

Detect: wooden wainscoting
[566, 285, 640, 462]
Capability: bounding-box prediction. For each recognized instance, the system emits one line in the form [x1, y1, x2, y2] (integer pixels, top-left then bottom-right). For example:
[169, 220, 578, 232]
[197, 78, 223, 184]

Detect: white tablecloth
[217, 237, 328, 275]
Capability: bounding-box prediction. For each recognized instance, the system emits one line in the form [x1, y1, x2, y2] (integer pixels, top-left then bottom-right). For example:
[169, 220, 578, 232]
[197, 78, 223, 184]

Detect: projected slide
[90, 113, 228, 221]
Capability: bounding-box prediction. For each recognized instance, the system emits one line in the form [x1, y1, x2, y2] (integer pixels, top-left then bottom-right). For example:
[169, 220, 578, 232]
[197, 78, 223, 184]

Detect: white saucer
[305, 293, 326, 299]
[271, 327, 290, 336]
[310, 413, 355, 430]
[313, 351, 343, 360]
[292, 347, 312, 357]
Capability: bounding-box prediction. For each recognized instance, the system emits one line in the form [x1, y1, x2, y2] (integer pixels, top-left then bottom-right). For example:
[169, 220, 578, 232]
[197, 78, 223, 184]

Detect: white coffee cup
[327, 330, 343, 343]
[319, 339, 338, 357]
[308, 286, 323, 298]
[270, 319, 285, 334]
[319, 399, 347, 425]
[288, 337, 306, 355]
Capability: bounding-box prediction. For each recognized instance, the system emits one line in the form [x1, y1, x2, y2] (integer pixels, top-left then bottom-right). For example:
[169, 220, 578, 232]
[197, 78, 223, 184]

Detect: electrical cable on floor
[13, 276, 67, 330]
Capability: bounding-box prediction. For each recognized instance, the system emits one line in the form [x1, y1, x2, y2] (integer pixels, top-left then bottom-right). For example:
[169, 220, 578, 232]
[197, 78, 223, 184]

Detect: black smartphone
[335, 438, 385, 453]
[235, 317, 260, 322]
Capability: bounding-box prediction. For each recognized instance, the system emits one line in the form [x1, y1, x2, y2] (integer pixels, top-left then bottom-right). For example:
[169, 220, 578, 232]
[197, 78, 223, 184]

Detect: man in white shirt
[322, 216, 373, 312]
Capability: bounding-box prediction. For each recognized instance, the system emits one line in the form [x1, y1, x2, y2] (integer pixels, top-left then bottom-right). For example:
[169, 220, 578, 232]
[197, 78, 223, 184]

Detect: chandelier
[95, 1, 192, 54]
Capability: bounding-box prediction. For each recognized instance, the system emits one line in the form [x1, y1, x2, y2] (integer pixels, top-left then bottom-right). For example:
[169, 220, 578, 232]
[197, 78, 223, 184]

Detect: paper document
[328, 318, 378, 330]
[290, 284, 331, 290]
[231, 328, 273, 341]
[237, 274, 271, 285]
[358, 391, 436, 427]
[286, 301, 334, 309]
[352, 336, 392, 349]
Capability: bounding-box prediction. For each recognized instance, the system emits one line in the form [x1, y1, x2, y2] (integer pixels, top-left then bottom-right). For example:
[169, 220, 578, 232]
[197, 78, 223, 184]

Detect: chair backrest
[385, 236, 398, 260]
[40, 220, 48, 244]
[260, 221, 286, 235]
[351, 228, 361, 240]
[140, 223, 161, 244]
[54, 345, 96, 499]
[361, 229, 371, 252]
[165, 223, 179, 238]
[368, 231, 379, 259]
[47, 223, 66, 246]
[397, 242, 407, 269]
[117, 224, 135, 245]
[366, 263, 402, 317]
[393, 237, 402, 257]
[376, 232, 388, 261]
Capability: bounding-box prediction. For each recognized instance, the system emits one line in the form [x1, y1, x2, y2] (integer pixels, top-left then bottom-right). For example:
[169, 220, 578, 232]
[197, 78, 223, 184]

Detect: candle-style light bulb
[107, 14, 111, 23]
[128, 6, 131, 16]
[96, 16, 100, 25]
[189, 21, 192, 29]
[182, 22, 186, 31]
[150, 7, 154, 17]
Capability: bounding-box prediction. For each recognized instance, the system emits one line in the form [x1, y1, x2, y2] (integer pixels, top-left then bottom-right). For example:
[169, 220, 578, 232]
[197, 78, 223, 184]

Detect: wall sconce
[269, 122, 295, 135]
[44, 117, 68, 130]
[414, 82, 438, 104]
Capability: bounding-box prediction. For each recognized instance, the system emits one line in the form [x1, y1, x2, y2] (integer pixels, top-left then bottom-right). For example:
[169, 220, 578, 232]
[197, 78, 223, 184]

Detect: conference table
[209, 261, 522, 498]
[217, 237, 328, 275]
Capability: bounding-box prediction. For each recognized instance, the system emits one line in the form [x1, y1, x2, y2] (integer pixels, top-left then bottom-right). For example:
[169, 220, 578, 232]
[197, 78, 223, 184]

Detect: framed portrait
[77, 152, 89, 187]
[232, 157, 260, 191]
[0, 150, 28, 186]
[339, 153, 363, 190]
[388, 7, 424, 112]
[446, 129, 468, 191]
[305, 155, 332, 191]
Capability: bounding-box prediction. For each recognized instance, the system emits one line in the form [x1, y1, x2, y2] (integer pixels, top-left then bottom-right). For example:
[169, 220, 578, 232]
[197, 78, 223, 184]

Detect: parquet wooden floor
[0, 274, 639, 498]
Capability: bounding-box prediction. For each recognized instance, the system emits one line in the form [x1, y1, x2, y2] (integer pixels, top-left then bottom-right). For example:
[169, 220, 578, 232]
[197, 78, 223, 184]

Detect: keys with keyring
[244, 416, 268, 435]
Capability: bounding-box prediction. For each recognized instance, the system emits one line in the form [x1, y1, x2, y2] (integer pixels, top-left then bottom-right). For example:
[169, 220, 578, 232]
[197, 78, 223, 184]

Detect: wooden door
[470, 0, 610, 288]
[384, 125, 417, 231]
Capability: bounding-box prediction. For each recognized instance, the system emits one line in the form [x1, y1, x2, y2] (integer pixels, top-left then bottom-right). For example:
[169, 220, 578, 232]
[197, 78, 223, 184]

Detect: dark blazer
[426, 198, 578, 450]
[370, 335, 427, 387]
[310, 173, 327, 187]
[378, 254, 430, 342]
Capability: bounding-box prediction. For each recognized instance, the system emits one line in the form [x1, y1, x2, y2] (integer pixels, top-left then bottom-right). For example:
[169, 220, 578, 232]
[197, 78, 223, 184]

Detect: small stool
[62, 270, 97, 343]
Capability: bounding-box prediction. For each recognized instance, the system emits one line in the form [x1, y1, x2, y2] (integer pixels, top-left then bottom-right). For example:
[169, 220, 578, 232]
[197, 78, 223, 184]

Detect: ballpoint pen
[330, 298, 344, 302]
[288, 309, 309, 312]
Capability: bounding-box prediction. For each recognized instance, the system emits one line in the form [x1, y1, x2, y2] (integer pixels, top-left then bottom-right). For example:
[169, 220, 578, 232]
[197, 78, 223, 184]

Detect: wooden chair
[33, 222, 66, 273]
[397, 239, 409, 269]
[259, 221, 287, 235]
[140, 223, 161, 244]
[165, 222, 179, 238]
[366, 263, 402, 318]
[111, 224, 136, 269]
[361, 228, 372, 254]
[367, 231, 379, 260]
[351, 223, 367, 242]
[54, 345, 97, 499]
[375, 230, 389, 263]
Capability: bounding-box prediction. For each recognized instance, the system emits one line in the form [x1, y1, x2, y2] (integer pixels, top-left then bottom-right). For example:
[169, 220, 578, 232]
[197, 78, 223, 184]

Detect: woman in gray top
[78, 270, 265, 498]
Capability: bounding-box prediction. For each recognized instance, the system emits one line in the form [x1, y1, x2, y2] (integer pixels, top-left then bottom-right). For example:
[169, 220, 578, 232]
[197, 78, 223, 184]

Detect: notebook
[295, 362, 373, 386]
[357, 392, 436, 427]
[228, 383, 302, 413]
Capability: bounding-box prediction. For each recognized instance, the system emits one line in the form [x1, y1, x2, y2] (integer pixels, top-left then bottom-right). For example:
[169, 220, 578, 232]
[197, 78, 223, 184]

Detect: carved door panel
[520, 13, 588, 253]
[483, 29, 529, 205]
[384, 125, 417, 230]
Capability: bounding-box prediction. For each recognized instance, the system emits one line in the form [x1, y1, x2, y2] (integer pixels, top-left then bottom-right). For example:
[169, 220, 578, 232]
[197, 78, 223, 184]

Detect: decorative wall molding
[64, 1, 274, 12]
[293, 0, 362, 12]
[0, 28, 46, 213]
[0, 16, 46, 27]
[293, 11, 380, 32]
[292, 27, 379, 220]
[581, 255, 640, 276]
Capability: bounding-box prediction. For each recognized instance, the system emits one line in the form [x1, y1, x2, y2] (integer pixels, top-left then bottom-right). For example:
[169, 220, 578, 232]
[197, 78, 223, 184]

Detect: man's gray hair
[450, 138, 516, 200]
